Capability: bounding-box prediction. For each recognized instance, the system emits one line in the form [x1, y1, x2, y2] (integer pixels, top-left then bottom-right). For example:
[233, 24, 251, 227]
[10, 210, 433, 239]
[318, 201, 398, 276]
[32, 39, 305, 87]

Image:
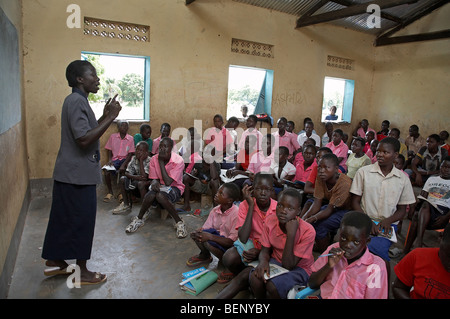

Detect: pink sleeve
[105, 135, 113, 150]
[235, 200, 249, 230]
[148, 157, 159, 179]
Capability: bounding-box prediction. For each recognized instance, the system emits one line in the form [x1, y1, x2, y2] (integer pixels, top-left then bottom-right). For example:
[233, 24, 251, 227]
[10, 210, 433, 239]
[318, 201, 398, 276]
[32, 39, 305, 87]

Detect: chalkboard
[0, 6, 21, 135]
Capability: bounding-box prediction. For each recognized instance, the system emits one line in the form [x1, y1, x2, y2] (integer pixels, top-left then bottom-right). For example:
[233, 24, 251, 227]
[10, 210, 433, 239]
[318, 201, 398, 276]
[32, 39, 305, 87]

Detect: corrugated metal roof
[232, 0, 444, 35]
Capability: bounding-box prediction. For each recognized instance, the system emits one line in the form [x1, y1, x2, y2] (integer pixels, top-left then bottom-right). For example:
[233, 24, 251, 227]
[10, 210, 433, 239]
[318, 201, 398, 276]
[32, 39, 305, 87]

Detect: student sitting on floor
[112, 141, 151, 215]
[250, 188, 316, 299]
[151, 122, 176, 155]
[308, 211, 388, 299]
[187, 183, 241, 283]
[407, 134, 448, 187]
[393, 223, 450, 299]
[291, 144, 317, 188]
[181, 147, 221, 213]
[403, 156, 450, 254]
[271, 146, 296, 195]
[103, 120, 135, 202]
[226, 135, 258, 189]
[134, 123, 153, 152]
[326, 129, 349, 173]
[346, 137, 371, 179]
[221, 173, 278, 278]
[301, 153, 353, 253]
[204, 114, 235, 164]
[365, 139, 379, 164]
[351, 137, 416, 261]
[125, 137, 187, 238]
[238, 114, 263, 152]
[217, 188, 315, 299]
[272, 117, 301, 160]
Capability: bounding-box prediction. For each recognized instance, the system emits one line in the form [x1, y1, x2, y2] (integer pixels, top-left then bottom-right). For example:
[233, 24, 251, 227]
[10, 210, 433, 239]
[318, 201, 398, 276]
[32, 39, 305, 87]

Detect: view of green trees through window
[82, 52, 149, 120]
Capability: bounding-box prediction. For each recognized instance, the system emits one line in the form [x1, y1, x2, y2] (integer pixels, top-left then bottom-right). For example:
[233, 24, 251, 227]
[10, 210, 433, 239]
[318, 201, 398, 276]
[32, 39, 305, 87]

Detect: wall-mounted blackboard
[0, 6, 21, 135]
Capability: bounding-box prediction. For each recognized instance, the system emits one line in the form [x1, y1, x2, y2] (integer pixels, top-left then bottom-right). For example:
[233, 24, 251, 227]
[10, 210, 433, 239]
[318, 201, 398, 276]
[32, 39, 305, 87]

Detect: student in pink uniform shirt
[309, 211, 388, 299]
[326, 128, 349, 173]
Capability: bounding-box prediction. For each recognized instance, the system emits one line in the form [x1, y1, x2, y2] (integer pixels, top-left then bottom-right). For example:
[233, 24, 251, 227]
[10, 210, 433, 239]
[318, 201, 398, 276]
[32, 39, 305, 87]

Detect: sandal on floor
[78, 272, 107, 286]
[186, 255, 212, 267]
[103, 193, 113, 202]
[217, 271, 234, 284]
[44, 266, 73, 277]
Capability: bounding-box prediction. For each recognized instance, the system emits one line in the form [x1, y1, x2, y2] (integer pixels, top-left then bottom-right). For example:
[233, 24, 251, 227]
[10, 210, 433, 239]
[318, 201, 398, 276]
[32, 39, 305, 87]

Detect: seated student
[151, 123, 177, 155]
[365, 139, 379, 164]
[321, 122, 333, 147]
[309, 211, 388, 299]
[103, 120, 135, 202]
[226, 135, 258, 189]
[293, 138, 316, 167]
[112, 141, 151, 214]
[440, 130, 450, 153]
[187, 183, 241, 282]
[376, 120, 390, 141]
[393, 223, 450, 299]
[217, 188, 315, 299]
[134, 123, 153, 151]
[247, 134, 275, 180]
[249, 189, 316, 299]
[179, 127, 203, 157]
[297, 120, 321, 150]
[346, 137, 371, 179]
[238, 115, 263, 152]
[220, 174, 278, 278]
[205, 114, 234, 160]
[272, 117, 300, 160]
[350, 137, 416, 261]
[363, 130, 375, 153]
[225, 116, 240, 151]
[388, 128, 408, 159]
[326, 128, 349, 173]
[271, 146, 296, 194]
[394, 154, 415, 224]
[181, 133, 203, 175]
[405, 124, 427, 167]
[291, 144, 317, 187]
[301, 154, 353, 253]
[407, 134, 448, 187]
[392, 224, 450, 299]
[125, 137, 187, 238]
[286, 120, 295, 134]
[181, 148, 221, 213]
[353, 119, 376, 139]
[298, 117, 317, 135]
[403, 156, 450, 254]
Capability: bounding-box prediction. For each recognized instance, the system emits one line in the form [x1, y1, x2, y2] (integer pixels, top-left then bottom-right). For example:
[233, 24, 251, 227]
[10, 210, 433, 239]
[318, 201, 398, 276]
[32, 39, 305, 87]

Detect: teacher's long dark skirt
[42, 180, 97, 261]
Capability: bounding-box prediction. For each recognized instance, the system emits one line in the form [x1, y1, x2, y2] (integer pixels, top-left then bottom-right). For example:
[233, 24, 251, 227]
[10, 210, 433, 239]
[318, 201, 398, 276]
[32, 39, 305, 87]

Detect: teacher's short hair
[66, 60, 93, 88]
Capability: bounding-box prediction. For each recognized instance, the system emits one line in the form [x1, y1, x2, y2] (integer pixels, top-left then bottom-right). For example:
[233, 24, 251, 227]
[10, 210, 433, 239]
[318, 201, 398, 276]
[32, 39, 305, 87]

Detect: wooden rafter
[296, 0, 418, 28]
[376, 29, 450, 46]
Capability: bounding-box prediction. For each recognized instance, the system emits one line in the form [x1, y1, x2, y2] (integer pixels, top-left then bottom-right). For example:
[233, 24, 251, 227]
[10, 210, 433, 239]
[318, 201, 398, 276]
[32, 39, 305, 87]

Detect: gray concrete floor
[6, 183, 442, 299]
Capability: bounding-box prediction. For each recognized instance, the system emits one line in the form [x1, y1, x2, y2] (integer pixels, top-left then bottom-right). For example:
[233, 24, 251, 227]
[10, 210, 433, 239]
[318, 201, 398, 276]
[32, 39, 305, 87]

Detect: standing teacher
[42, 60, 121, 285]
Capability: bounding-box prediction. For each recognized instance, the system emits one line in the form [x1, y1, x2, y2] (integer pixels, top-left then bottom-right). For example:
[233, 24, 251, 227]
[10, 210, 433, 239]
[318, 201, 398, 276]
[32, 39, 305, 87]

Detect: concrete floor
[6, 182, 442, 299]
